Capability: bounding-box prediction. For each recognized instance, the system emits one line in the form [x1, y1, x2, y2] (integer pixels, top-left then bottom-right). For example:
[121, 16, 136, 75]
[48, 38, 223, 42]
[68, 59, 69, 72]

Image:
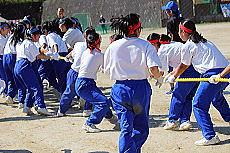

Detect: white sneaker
[56, 109, 66, 117]
[194, 135, 220, 146]
[106, 115, 118, 124]
[1, 93, 6, 98]
[83, 110, 92, 117]
[36, 108, 52, 116]
[5, 96, 14, 104]
[83, 124, 101, 133]
[23, 108, 34, 115]
[164, 120, 179, 130]
[179, 121, 192, 131]
[18, 103, 24, 109]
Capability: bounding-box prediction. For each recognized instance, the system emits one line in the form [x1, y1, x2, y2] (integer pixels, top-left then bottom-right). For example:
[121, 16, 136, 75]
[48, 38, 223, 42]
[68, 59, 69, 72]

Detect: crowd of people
[0, 1, 230, 152]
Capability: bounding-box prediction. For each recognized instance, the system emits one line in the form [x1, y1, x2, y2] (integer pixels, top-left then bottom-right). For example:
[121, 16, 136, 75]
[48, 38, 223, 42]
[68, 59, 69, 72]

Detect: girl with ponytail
[13, 24, 52, 116]
[105, 13, 162, 152]
[165, 19, 230, 145]
[0, 22, 10, 98]
[75, 32, 118, 132]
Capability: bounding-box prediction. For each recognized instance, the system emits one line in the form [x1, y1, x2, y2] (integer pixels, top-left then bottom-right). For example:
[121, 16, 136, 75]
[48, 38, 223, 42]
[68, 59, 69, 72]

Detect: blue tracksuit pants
[3, 54, 17, 98]
[75, 77, 109, 125]
[38, 59, 59, 90]
[52, 52, 71, 93]
[0, 55, 7, 94]
[168, 65, 200, 123]
[110, 79, 152, 153]
[59, 68, 79, 114]
[14, 59, 46, 108]
[193, 68, 230, 140]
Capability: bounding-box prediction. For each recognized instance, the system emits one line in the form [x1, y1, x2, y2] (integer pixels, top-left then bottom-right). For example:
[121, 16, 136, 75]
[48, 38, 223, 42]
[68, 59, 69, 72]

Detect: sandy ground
[0, 22, 230, 153]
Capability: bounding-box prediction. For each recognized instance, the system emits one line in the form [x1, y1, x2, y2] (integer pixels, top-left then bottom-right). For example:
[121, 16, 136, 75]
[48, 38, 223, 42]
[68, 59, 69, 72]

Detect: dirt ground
[0, 22, 230, 153]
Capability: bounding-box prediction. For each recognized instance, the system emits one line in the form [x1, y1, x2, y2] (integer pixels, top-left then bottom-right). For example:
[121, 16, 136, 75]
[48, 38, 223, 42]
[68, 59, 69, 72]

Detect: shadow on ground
[0, 150, 32, 153]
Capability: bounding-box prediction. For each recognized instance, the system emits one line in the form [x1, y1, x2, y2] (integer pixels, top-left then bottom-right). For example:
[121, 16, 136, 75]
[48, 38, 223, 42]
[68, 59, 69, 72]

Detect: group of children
[0, 6, 230, 153]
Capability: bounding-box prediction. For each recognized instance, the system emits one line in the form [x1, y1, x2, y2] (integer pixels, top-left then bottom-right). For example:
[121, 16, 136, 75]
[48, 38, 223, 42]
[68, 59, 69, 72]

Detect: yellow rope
[58, 56, 66, 60]
[175, 78, 229, 82]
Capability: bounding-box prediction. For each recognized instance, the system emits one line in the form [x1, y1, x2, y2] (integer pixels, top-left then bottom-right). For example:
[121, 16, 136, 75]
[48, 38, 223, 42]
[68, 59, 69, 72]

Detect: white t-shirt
[78, 48, 104, 80]
[62, 28, 84, 48]
[157, 42, 183, 71]
[104, 37, 162, 80]
[71, 42, 87, 72]
[4, 35, 16, 54]
[16, 39, 40, 62]
[0, 34, 8, 55]
[46, 32, 68, 53]
[181, 40, 229, 74]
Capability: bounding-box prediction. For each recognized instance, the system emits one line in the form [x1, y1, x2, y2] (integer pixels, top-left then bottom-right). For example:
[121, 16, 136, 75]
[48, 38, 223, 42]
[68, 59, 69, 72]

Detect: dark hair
[160, 34, 171, 42]
[86, 32, 100, 51]
[11, 22, 26, 47]
[110, 13, 140, 37]
[70, 17, 83, 33]
[84, 26, 96, 36]
[110, 34, 123, 41]
[22, 15, 35, 27]
[62, 18, 74, 29]
[147, 33, 161, 47]
[42, 21, 55, 33]
[180, 20, 206, 43]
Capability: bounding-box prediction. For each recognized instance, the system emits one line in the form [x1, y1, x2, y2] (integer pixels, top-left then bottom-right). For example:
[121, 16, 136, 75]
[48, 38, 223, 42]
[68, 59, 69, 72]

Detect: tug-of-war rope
[175, 78, 229, 82]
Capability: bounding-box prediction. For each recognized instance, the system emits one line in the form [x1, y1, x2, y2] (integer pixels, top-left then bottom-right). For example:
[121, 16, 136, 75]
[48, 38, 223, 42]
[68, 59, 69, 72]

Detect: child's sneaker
[82, 110, 92, 117]
[194, 135, 220, 146]
[5, 96, 14, 104]
[23, 108, 34, 115]
[163, 120, 179, 130]
[178, 121, 192, 131]
[83, 124, 101, 133]
[18, 103, 24, 109]
[36, 108, 52, 116]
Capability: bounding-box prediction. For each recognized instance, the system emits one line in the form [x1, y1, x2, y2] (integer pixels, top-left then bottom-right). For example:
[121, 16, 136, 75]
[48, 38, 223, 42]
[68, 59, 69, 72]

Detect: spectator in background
[99, 15, 107, 34]
[162, 1, 184, 42]
[53, 7, 65, 37]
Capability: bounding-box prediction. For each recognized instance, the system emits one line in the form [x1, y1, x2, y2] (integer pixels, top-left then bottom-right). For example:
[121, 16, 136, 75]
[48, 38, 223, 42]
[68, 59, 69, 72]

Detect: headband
[179, 24, 193, 34]
[0, 24, 8, 29]
[127, 20, 141, 36]
[29, 27, 39, 35]
[148, 40, 159, 44]
[159, 41, 170, 44]
[88, 37, 101, 54]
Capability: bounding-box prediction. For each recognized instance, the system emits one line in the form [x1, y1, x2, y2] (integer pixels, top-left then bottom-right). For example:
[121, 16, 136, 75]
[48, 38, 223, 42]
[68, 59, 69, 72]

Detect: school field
[0, 22, 230, 153]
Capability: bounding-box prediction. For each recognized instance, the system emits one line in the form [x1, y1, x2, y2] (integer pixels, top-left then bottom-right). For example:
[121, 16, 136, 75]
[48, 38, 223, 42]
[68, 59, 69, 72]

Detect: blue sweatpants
[59, 68, 79, 114]
[3, 54, 17, 98]
[52, 52, 70, 93]
[38, 59, 59, 90]
[0, 55, 7, 94]
[14, 59, 46, 108]
[168, 65, 200, 123]
[193, 68, 230, 140]
[75, 77, 109, 125]
[110, 79, 152, 153]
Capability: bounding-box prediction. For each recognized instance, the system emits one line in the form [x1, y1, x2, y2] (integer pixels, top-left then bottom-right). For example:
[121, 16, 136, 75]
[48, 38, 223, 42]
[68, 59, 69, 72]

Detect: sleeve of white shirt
[181, 42, 193, 65]
[28, 42, 40, 60]
[146, 44, 162, 68]
[39, 35, 47, 46]
[62, 30, 73, 47]
[104, 47, 111, 75]
[158, 47, 169, 72]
